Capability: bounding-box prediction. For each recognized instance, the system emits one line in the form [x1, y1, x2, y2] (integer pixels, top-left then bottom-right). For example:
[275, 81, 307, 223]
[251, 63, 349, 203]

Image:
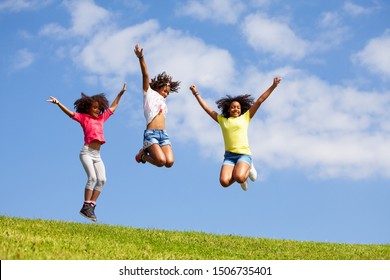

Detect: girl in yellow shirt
[189, 77, 281, 191]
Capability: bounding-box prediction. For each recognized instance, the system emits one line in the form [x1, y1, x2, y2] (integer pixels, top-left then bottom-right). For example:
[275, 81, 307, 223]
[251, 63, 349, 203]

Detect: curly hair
[216, 94, 254, 118]
[74, 93, 109, 114]
[150, 72, 180, 93]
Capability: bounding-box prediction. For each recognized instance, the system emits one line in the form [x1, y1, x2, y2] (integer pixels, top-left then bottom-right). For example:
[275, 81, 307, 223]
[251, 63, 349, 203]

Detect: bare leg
[161, 145, 174, 167]
[90, 190, 101, 203]
[219, 165, 235, 187]
[144, 144, 174, 167]
[84, 189, 92, 201]
[219, 162, 250, 188]
[233, 162, 250, 183]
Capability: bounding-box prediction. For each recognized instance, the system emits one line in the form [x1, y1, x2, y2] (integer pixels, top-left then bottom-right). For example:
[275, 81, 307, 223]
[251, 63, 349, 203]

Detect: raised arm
[109, 83, 127, 112]
[248, 77, 281, 118]
[189, 85, 218, 123]
[134, 43, 149, 92]
[47, 96, 74, 118]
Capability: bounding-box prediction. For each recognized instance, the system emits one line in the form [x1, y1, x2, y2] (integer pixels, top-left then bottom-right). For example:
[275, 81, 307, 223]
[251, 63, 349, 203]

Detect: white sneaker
[240, 181, 248, 191]
[249, 163, 257, 182]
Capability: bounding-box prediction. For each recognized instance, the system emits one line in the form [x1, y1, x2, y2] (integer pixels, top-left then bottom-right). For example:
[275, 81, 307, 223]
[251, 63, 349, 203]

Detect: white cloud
[39, 23, 68, 39]
[249, 0, 271, 8]
[250, 70, 390, 179]
[38, 0, 236, 91]
[241, 13, 309, 60]
[71, 17, 235, 91]
[66, 0, 110, 36]
[179, 0, 245, 24]
[313, 12, 350, 51]
[343, 1, 371, 16]
[0, 0, 51, 12]
[353, 30, 390, 79]
[40, 0, 111, 38]
[73, 24, 142, 77]
[319, 12, 342, 28]
[143, 29, 235, 92]
[12, 49, 35, 70]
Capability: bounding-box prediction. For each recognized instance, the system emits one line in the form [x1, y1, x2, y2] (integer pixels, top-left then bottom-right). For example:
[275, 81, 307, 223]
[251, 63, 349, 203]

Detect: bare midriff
[146, 112, 166, 130]
[87, 140, 102, 151]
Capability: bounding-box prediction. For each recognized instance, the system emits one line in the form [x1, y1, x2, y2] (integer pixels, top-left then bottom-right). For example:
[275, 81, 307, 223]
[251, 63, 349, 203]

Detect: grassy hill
[1, 215, 389, 260]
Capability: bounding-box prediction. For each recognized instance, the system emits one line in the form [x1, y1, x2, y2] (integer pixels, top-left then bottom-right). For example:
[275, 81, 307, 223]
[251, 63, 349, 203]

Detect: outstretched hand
[189, 84, 198, 95]
[273, 77, 282, 86]
[47, 96, 59, 104]
[121, 82, 127, 93]
[46, 96, 73, 117]
[134, 43, 143, 58]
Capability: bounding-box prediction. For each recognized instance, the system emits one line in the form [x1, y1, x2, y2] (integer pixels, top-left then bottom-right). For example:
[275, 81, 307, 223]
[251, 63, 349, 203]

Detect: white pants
[79, 146, 106, 192]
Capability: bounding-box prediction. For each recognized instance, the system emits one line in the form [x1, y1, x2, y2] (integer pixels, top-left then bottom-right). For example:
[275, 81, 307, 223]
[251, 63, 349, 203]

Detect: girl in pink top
[47, 83, 126, 222]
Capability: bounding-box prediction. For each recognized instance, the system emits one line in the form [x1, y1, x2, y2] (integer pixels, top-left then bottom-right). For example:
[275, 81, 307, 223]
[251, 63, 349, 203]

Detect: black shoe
[80, 203, 97, 222]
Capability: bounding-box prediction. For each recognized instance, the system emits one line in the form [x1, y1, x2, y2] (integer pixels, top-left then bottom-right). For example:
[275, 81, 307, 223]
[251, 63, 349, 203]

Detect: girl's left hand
[189, 84, 198, 94]
[134, 43, 143, 58]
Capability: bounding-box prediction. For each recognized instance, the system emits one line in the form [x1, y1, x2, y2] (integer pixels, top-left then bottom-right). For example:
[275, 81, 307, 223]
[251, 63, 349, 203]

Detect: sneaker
[135, 149, 146, 163]
[240, 181, 248, 191]
[80, 203, 97, 222]
[249, 163, 257, 182]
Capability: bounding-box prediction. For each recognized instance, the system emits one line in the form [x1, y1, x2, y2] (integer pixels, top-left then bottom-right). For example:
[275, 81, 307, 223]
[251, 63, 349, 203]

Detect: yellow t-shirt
[217, 110, 251, 155]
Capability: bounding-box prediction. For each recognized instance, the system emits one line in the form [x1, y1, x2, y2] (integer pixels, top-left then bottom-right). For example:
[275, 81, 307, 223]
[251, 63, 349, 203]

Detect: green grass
[1, 215, 389, 260]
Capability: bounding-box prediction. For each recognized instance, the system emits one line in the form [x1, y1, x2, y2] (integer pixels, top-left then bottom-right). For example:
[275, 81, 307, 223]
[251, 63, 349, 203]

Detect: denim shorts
[143, 129, 171, 149]
[223, 151, 252, 166]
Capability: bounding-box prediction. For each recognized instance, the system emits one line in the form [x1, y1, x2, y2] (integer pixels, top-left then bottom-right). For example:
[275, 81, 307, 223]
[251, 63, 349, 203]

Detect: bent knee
[234, 174, 247, 184]
[155, 159, 166, 167]
[235, 178, 246, 184]
[98, 178, 106, 186]
[219, 179, 231, 188]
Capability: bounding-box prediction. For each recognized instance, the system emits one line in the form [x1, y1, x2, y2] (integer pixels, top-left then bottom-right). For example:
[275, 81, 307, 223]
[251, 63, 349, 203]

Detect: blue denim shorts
[223, 151, 252, 166]
[143, 129, 171, 150]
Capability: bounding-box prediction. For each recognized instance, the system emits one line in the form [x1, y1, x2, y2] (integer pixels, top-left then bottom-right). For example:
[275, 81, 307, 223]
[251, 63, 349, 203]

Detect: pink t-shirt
[72, 108, 113, 145]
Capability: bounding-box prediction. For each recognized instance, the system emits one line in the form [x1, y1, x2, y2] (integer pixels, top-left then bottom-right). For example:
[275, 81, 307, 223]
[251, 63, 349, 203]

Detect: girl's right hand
[47, 96, 59, 104]
[273, 77, 282, 86]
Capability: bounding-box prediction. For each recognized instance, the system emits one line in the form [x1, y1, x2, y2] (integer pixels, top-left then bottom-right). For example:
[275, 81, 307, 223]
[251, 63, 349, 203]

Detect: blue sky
[1, 0, 389, 245]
